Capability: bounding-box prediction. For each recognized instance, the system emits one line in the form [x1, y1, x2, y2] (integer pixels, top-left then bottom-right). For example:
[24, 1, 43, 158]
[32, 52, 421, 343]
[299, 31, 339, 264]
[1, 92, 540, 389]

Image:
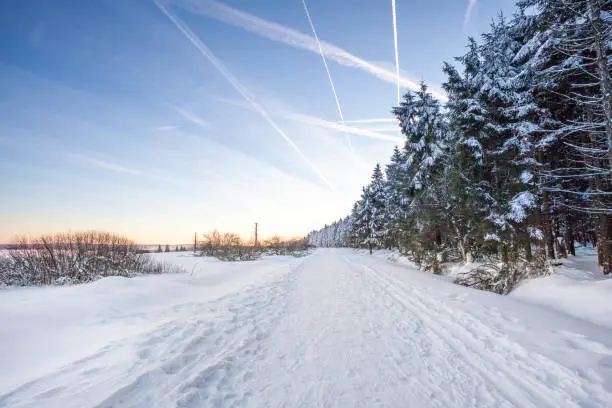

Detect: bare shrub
[1, 231, 180, 286]
[200, 230, 222, 257]
[138, 258, 186, 275]
[197, 231, 309, 261]
[198, 230, 260, 261]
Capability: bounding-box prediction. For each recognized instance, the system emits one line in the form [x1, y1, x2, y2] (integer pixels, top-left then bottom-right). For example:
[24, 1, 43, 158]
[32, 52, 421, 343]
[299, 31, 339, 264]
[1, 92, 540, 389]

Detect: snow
[521, 169, 534, 184]
[528, 226, 545, 240]
[1, 249, 612, 407]
[484, 232, 501, 242]
[508, 191, 537, 222]
[512, 247, 612, 329]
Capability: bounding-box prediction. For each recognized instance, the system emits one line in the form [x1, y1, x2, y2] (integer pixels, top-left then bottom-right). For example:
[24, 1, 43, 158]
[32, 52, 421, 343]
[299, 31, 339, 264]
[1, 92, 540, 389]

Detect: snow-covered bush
[455, 252, 552, 294]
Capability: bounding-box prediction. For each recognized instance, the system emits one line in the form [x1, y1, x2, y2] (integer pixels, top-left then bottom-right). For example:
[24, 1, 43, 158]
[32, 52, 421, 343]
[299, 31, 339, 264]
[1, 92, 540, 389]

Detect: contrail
[463, 0, 477, 28]
[285, 112, 403, 143]
[355, 125, 400, 133]
[154, 0, 334, 189]
[300, 0, 354, 157]
[167, 0, 447, 101]
[67, 153, 141, 175]
[212, 95, 401, 142]
[174, 106, 211, 130]
[341, 118, 397, 124]
[391, 0, 401, 105]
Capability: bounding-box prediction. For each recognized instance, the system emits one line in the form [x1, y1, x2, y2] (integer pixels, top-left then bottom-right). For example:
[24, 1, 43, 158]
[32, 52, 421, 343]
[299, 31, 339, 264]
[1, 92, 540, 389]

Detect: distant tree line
[154, 244, 188, 253]
[309, 0, 611, 294]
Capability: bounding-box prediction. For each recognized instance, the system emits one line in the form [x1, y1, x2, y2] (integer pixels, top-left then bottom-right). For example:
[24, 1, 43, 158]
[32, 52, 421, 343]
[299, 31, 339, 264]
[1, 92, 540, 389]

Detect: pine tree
[384, 146, 409, 249]
[443, 37, 490, 261]
[393, 82, 450, 269]
[469, 15, 543, 266]
[351, 165, 387, 254]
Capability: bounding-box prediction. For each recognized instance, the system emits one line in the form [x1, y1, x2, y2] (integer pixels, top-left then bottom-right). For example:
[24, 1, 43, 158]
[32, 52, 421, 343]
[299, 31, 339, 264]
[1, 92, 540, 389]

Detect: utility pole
[193, 232, 197, 255]
[254, 223, 258, 247]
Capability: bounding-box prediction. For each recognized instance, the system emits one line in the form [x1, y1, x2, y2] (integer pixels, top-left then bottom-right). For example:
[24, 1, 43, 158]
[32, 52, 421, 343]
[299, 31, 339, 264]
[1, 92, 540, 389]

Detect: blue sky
[0, 0, 515, 244]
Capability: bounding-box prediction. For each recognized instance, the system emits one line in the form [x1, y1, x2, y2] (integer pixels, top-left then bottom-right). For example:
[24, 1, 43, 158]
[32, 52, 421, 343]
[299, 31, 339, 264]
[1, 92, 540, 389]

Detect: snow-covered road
[1, 249, 611, 407]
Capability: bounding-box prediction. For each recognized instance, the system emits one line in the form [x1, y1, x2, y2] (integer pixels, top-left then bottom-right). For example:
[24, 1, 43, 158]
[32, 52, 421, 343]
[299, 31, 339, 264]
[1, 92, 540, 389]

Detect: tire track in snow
[338, 256, 516, 407]
[370, 263, 612, 407]
[346, 256, 612, 408]
[254, 252, 466, 407]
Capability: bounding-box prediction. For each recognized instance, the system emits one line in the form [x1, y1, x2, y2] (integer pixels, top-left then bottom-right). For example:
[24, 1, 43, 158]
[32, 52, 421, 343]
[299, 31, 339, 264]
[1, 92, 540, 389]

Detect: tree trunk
[599, 214, 612, 275]
[586, 0, 611, 274]
[566, 213, 576, 256]
[501, 245, 509, 266]
[587, 0, 612, 172]
[581, 221, 588, 248]
[554, 216, 567, 259]
[542, 190, 555, 259]
[525, 239, 533, 262]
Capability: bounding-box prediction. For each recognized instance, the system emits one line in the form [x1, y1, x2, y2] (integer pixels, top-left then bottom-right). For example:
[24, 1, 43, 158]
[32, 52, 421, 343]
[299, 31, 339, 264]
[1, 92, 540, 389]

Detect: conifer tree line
[308, 0, 611, 290]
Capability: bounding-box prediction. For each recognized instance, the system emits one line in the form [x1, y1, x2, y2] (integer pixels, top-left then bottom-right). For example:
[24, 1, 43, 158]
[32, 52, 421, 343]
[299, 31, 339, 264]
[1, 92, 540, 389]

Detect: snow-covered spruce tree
[474, 15, 545, 271]
[443, 37, 492, 262]
[384, 146, 410, 250]
[444, 13, 554, 292]
[392, 83, 451, 271]
[351, 164, 388, 254]
[517, 0, 611, 273]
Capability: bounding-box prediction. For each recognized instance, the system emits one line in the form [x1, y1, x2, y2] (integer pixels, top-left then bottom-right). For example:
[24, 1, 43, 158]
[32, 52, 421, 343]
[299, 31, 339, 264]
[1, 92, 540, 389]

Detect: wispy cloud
[174, 106, 211, 131]
[391, 0, 401, 104]
[67, 153, 141, 175]
[300, 0, 354, 157]
[155, 124, 182, 131]
[165, 0, 447, 101]
[154, 0, 334, 189]
[464, 0, 478, 28]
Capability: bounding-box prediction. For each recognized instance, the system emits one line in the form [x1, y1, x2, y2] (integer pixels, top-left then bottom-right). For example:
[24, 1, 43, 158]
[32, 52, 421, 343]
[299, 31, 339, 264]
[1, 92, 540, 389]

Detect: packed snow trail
[1, 250, 612, 407]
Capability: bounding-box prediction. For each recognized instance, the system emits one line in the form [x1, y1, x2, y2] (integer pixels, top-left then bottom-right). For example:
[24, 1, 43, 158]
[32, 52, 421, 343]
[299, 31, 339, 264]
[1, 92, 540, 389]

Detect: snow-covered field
[1, 249, 611, 407]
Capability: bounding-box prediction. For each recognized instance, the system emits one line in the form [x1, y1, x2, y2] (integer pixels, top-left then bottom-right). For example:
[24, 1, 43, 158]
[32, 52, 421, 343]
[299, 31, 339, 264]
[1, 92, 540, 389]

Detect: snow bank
[369, 247, 612, 329]
[0, 252, 301, 395]
[1, 249, 611, 407]
[512, 248, 612, 329]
